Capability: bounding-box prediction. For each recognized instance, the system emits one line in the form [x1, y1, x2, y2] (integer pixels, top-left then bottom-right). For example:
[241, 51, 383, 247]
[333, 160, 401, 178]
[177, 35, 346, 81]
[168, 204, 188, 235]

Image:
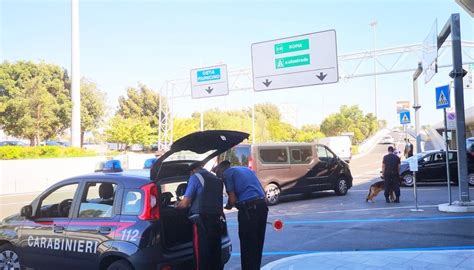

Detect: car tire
[265, 183, 281, 206]
[107, 259, 133, 270]
[401, 172, 414, 187]
[0, 243, 21, 270]
[469, 173, 474, 186]
[334, 178, 349, 196]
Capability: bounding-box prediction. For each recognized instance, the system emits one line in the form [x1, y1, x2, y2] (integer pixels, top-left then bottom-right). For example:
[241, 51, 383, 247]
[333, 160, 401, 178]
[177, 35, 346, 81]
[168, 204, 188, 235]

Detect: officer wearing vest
[213, 160, 268, 270]
[176, 161, 224, 270]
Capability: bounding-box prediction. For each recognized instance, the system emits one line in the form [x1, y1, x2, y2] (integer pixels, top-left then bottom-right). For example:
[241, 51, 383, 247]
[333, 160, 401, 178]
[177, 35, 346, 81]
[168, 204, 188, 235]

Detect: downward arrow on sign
[205, 87, 213, 94]
[316, 72, 327, 81]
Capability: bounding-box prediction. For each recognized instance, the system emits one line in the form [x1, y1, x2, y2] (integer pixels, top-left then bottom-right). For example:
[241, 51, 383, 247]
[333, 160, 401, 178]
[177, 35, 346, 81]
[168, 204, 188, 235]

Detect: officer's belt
[236, 197, 265, 210]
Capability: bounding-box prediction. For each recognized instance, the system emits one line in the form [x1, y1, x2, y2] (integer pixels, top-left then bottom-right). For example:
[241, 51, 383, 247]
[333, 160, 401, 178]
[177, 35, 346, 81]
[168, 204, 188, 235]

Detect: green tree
[0, 61, 71, 145]
[104, 116, 156, 150]
[117, 84, 165, 128]
[255, 103, 281, 121]
[80, 78, 107, 146]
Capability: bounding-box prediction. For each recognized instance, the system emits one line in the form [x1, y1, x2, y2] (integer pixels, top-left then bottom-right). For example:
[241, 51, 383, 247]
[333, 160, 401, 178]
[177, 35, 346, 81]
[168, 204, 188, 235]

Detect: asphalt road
[224, 131, 474, 269]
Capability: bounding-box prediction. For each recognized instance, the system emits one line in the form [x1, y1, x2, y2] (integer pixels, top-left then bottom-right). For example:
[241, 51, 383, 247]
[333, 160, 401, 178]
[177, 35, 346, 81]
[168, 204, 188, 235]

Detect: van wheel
[0, 244, 21, 270]
[468, 173, 474, 186]
[401, 172, 414, 187]
[265, 183, 281, 206]
[107, 259, 133, 270]
[334, 178, 348, 195]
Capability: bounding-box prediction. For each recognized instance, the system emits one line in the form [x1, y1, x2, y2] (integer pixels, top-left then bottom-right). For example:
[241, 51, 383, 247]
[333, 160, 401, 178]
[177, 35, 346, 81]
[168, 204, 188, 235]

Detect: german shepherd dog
[366, 178, 396, 203]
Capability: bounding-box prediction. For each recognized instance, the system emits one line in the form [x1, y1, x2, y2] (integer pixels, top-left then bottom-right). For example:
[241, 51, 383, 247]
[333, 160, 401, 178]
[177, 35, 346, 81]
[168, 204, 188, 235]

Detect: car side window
[448, 152, 457, 161]
[259, 148, 288, 164]
[432, 153, 444, 163]
[122, 190, 143, 215]
[316, 145, 328, 163]
[290, 146, 312, 164]
[421, 154, 432, 164]
[78, 182, 117, 218]
[326, 148, 336, 162]
[37, 183, 79, 219]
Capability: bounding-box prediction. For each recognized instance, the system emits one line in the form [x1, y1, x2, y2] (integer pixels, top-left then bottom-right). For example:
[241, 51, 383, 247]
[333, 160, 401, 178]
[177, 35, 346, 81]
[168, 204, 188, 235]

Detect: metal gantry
[157, 41, 474, 150]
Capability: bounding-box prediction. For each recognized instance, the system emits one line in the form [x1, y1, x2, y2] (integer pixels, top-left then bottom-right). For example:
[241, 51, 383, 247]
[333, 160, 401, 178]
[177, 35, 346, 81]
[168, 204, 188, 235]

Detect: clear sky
[1, 0, 473, 128]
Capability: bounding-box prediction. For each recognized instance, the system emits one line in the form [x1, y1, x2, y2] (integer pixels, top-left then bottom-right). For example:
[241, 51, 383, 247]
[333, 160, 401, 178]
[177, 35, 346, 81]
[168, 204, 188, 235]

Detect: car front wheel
[402, 172, 414, 187]
[265, 183, 281, 206]
[0, 244, 21, 270]
[334, 178, 348, 195]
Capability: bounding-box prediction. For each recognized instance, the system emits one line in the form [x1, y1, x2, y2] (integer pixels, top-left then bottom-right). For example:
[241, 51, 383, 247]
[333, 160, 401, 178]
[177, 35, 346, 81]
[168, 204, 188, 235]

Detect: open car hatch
[150, 130, 249, 181]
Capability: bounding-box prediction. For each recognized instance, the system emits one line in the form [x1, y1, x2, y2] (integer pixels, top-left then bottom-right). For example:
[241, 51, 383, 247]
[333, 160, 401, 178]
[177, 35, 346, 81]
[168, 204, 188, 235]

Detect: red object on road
[272, 219, 284, 231]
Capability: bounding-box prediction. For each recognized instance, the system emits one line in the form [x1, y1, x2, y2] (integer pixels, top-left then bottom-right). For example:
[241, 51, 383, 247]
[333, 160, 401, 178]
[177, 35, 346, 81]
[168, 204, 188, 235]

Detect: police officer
[213, 160, 268, 270]
[382, 146, 401, 203]
[176, 161, 224, 270]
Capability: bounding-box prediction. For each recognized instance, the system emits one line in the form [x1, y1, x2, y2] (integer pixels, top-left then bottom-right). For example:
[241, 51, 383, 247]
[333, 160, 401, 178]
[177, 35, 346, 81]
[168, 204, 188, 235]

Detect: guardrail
[353, 128, 391, 159]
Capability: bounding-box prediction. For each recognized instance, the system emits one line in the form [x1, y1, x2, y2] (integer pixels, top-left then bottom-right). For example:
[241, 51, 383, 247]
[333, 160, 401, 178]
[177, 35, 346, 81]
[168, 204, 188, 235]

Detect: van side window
[259, 148, 288, 164]
[290, 146, 312, 164]
[317, 145, 329, 162]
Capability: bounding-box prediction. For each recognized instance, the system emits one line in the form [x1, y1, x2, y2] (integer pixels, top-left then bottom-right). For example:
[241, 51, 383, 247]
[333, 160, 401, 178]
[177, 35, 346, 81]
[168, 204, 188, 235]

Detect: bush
[351, 145, 359, 155]
[0, 146, 97, 160]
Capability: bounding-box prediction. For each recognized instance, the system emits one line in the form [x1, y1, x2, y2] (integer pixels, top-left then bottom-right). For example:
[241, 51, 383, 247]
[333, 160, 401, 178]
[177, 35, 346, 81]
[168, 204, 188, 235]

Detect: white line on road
[315, 205, 439, 214]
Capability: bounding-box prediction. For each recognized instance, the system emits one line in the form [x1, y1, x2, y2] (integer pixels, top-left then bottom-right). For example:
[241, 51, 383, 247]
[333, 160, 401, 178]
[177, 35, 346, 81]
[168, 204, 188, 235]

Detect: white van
[317, 136, 352, 163]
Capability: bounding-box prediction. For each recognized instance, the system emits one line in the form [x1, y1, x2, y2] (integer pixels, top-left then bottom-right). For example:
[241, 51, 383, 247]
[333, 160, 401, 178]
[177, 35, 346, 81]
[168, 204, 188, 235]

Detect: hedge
[0, 146, 97, 160]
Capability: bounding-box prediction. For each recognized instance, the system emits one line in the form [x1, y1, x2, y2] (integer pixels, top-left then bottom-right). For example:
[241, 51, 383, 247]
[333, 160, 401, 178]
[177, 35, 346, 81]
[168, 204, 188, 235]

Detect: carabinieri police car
[0, 130, 249, 270]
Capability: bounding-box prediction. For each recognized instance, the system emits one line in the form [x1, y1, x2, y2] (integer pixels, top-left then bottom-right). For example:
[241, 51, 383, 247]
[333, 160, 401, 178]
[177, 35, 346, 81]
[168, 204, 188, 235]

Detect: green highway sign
[274, 39, 309, 55]
[251, 30, 339, 91]
[275, 54, 310, 69]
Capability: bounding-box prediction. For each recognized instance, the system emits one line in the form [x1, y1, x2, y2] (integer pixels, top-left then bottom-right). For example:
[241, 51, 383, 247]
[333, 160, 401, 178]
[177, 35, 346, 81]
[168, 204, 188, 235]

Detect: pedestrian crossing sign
[435, 84, 450, 109]
[400, 110, 411, 125]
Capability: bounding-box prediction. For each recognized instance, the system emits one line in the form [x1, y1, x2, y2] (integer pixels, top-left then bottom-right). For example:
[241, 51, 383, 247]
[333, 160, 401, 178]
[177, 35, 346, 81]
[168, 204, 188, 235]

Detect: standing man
[176, 161, 224, 270]
[382, 146, 401, 203]
[407, 139, 414, 158]
[213, 160, 268, 270]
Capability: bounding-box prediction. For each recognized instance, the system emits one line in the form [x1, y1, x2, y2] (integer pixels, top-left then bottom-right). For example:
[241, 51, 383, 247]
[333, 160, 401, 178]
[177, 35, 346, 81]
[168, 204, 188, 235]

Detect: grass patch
[0, 146, 97, 160]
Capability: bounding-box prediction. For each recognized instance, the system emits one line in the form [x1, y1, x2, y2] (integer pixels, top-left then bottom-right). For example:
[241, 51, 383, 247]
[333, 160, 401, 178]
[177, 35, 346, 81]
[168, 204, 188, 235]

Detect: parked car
[219, 143, 353, 205]
[399, 150, 474, 186]
[380, 135, 395, 144]
[43, 140, 70, 147]
[317, 136, 352, 163]
[0, 140, 27, 146]
[0, 130, 243, 270]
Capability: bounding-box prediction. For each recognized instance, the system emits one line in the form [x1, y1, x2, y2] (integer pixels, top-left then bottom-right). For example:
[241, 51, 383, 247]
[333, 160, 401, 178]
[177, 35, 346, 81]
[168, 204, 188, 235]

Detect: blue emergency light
[103, 159, 123, 172]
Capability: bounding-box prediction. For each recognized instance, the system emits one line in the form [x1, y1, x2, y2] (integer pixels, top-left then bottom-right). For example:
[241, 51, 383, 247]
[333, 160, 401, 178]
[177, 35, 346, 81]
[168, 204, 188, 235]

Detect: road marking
[314, 204, 439, 214]
[228, 214, 474, 226]
[231, 245, 474, 257]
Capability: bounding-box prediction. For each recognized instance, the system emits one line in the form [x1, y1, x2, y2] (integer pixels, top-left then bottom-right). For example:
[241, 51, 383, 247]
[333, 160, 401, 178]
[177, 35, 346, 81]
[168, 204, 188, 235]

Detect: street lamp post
[369, 20, 378, 119]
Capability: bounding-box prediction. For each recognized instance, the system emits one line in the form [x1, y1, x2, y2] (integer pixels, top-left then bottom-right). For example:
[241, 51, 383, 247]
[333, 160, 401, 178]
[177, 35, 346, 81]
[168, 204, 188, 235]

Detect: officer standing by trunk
[382, 146, 401, 203]
[213, 160, 268, 270]
[176, 161, 224, 270]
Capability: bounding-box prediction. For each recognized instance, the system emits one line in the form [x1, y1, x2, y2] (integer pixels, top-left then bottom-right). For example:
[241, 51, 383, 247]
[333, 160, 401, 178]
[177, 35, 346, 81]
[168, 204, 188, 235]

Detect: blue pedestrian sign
[435, 84, 450, 109]
[400, 110, 411, 125]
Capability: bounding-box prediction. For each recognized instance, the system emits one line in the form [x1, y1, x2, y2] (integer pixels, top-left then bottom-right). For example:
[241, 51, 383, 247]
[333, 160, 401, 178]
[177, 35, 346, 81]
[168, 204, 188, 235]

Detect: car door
[288, 146, 314, 190]
[18, 182, 80, 269]
[418, 153, 444, 182]
[306, 145, 333, 188]
[256, 147, 291, 189]
[64, 179, 123, 270]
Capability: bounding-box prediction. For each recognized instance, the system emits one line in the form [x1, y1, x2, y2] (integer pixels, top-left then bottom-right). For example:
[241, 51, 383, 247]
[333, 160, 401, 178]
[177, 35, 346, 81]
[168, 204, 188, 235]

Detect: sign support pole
[443, 108, 452, 205]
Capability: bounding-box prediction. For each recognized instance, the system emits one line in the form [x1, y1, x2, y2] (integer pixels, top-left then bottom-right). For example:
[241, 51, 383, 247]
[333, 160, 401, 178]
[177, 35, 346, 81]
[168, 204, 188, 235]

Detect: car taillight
[248, 156, 255, 171]
[139, 183, 160, 220]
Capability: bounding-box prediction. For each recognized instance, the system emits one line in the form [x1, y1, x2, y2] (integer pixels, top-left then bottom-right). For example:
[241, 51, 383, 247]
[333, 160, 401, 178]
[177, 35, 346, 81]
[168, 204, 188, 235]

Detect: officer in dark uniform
[382, 146, 401, 203]
[213, 160, 268, 270]
[176, 161, 224, 270]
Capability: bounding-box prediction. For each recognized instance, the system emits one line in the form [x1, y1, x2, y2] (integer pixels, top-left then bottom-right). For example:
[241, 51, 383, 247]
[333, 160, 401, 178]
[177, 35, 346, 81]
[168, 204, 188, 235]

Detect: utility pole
[412, 62, 422, 153]
[369, 20, 378, 118]
[71, 0, 81, 147]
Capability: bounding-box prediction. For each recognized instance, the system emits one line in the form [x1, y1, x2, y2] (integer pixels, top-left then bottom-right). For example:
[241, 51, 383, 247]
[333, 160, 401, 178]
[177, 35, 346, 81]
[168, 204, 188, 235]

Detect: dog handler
[382, 146, 401, 203]
[214, 160, 268, 270]
[176, 161, 224, 270]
